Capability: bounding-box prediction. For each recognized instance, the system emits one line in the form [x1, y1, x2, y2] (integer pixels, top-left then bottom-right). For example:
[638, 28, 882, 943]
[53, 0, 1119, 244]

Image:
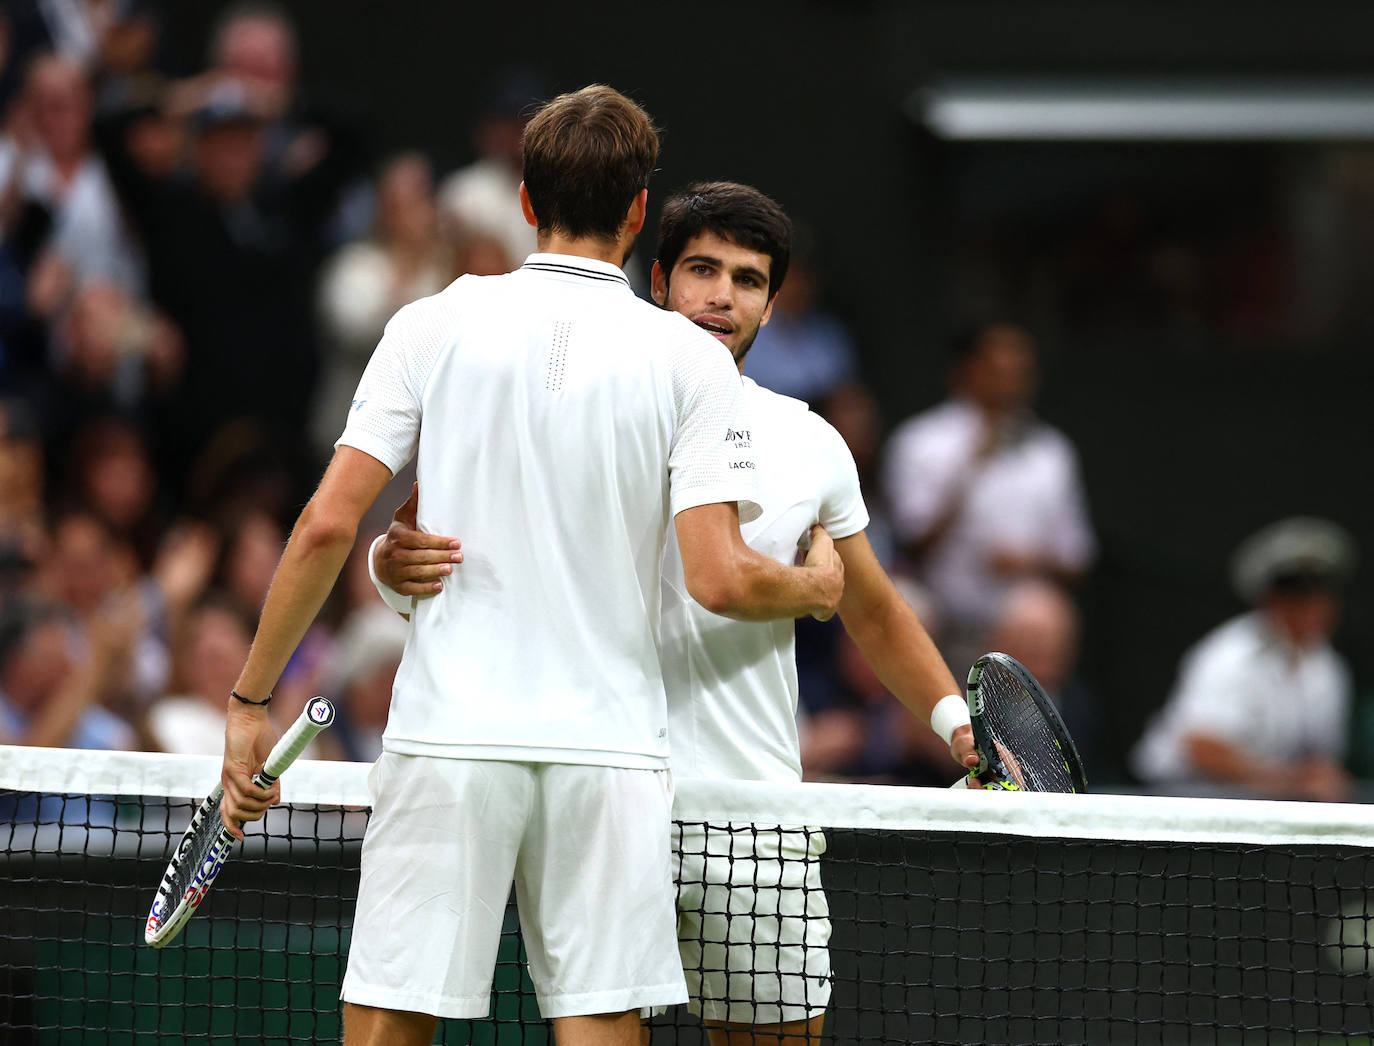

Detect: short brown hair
[522, 85, 659, 242]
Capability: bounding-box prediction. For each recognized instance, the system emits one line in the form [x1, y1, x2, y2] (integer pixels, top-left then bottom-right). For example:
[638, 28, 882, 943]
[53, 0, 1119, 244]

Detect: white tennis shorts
[673, 822, 832, 1025]
[340, 754, 687, 1019]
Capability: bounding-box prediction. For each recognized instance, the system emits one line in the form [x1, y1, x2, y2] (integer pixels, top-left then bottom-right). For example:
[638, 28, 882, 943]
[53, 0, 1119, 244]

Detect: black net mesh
[3, 784, 1373, 1044]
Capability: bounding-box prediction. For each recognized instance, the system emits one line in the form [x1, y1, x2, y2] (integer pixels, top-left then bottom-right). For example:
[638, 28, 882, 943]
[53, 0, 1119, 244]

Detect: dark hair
[521, 85, 659, 242]
[948, 320, 1031, 366]
[656, 181, 792, 299]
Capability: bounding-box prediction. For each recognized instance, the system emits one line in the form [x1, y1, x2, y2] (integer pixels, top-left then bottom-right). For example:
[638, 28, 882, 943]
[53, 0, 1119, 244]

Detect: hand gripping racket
[144, 696, 337, 947]
[960, 652, 1087, 793]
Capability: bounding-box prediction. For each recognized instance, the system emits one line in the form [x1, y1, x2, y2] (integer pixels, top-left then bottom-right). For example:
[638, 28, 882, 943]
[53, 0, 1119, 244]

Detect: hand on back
[374, 483, 464, 597]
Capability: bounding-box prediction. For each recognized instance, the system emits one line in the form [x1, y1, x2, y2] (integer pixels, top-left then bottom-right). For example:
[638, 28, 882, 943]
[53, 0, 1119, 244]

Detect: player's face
[652, 231, 775, 365]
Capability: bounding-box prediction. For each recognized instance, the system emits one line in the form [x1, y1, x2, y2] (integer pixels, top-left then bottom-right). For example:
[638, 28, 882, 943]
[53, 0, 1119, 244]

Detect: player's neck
[537, 230, 633, 269]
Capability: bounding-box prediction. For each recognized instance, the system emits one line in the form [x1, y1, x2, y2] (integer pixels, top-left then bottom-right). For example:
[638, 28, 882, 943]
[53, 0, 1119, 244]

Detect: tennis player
[219, 91, 844, 1046]
[374, 181, 977, 1045]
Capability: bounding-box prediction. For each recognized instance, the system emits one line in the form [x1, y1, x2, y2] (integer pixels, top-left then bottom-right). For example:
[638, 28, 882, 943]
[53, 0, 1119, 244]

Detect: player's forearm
[698, 547, 837, 622]
[233, 504, 357, 701]
[840, 586, 961, 725]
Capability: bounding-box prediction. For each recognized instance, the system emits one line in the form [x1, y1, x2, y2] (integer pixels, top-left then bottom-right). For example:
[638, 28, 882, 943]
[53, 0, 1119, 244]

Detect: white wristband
[929, 694, 971, 745]
[367, 533, 416, 616]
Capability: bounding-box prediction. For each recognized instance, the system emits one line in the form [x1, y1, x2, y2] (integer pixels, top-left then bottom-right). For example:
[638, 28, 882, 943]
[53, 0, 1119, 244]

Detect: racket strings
[978, 663, 1077, 792]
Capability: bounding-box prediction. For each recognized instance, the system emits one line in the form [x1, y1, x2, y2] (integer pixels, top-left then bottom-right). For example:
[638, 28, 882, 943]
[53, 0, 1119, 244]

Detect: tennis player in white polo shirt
[374, 181, 977, 1045]
[219, 92, 843, 1046]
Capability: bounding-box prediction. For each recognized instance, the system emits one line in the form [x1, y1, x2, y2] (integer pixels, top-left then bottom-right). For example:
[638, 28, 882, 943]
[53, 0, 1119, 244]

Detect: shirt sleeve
[667, 330, 761, 523]
[814, 415, 869, 540]
[335, 295, 448, 474]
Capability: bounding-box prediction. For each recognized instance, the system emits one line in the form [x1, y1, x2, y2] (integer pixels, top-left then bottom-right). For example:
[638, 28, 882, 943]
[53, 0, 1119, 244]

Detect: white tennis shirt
[661, 378, 869, 782]
[1131, 610, 1352, 784]
[338, 255, 758, 769]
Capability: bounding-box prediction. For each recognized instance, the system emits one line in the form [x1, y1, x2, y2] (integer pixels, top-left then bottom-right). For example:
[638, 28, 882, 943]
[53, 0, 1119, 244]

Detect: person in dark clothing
[96, 83, 365, 497]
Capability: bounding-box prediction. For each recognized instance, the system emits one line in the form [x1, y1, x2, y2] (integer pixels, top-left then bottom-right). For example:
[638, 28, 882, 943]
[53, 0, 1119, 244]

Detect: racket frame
[966, 651, 1088, 793]
[143, 696, 336, 948]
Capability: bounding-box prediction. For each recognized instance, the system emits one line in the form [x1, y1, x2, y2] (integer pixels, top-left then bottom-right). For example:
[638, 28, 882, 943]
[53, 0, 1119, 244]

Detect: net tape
[3, 746, 1374, 1044]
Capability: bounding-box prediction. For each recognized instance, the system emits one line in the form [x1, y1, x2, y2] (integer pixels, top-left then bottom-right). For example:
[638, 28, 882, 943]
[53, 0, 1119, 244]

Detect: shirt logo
[351, 398, 367, 412]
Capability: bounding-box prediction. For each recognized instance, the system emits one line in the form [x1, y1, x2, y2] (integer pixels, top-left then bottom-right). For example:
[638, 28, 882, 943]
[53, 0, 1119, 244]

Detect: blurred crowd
[0, 2, 1360, 801]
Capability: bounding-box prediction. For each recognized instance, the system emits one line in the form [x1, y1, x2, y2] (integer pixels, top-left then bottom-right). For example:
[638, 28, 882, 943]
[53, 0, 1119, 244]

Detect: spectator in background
[883, 322, 1094, 674]
[984, 580, 1097, 772]
[1132, 517, 1356, 802]
[313, 153, 449, 456]
[437, 69, 543, 267]
[146, 596, 250, 755]
[97, 76, 360, 496]
[0, 599, 137, 749]
[0, 399, 44, 597]
[742, 237, 858, 403]
[9, 53, 145, 300]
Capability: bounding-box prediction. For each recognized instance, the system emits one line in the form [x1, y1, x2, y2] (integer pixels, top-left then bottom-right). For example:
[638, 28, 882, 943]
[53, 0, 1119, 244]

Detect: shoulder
[888, 400, 968, 454]
[1182, 613, 1267, 675]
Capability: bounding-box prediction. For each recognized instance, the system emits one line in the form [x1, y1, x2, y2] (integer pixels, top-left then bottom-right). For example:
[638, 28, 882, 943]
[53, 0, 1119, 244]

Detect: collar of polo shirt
[520, 253, 632, 289]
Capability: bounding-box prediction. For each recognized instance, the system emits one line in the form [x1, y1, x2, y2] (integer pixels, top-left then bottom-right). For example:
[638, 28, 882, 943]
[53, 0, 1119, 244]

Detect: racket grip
[254, 697, 337, 786]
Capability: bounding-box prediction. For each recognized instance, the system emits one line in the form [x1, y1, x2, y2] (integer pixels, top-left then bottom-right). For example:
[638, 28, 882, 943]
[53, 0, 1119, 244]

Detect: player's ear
[650, 261, 668, 306]
[625, 188, 649, 235]
[760, 292, 777, 328]
[518, 182, 538, 228]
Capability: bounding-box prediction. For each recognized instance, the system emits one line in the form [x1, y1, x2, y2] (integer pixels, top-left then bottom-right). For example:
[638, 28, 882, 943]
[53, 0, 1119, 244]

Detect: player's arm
[676, 508, 842, 622]
[368, 483, 463, 617]
[833, 530, 978, 772]
[221, 446, 392, 836]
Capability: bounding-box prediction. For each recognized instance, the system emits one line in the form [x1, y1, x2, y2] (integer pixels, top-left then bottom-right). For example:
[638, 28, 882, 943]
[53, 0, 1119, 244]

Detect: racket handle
[253, 697, 337, 787]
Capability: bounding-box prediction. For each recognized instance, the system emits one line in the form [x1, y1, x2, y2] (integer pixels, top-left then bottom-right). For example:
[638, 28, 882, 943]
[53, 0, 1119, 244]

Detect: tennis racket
[144, 696, 337, 948]
[957, 652, 1087, 793]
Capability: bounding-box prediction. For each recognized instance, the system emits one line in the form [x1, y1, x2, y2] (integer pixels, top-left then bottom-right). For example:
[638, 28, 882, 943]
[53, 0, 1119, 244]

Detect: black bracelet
[230, 689, 272, 707]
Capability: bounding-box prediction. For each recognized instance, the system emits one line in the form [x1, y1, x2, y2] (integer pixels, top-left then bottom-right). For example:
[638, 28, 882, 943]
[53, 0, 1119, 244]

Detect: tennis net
[3, 745, 1373, 1044]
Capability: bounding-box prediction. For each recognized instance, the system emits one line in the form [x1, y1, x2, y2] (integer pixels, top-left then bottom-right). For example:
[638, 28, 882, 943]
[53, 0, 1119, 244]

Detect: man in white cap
[1132, 517, 1356, 801]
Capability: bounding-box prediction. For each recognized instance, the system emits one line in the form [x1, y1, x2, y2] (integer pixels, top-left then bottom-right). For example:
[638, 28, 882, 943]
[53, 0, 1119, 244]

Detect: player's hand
[375, 482, 463, 596]
[803, 525, 844, 621]
[951, 722, 980, 773]
[220, 702, 281, 839]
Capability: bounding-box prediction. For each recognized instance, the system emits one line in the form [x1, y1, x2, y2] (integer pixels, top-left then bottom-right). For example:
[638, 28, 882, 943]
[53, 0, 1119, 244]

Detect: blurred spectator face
[0, 404, 43, 521]
[986, 581, 1079, 694]
[27, 55, 91, 164]
[774, 257, 818, 317]
[125, 112, 185, 178]
[475, 113, 526, 172]
[51, 514, 125, 617]
[958, 324, 1038, 414]
[2, 617, 74, 712]
[194, 120, 265, 203]
[213, 12, 297, 112]
[75, 421, 155, 533]
[452, 231, 512, 277]
[652, 231, 776, 365]
[1264, 586, 1340, 649]
[821, 383, 881, 476]
[179, 604, 251, 703]
[377, 154, 437, 247]
[224, 511, 283, 614]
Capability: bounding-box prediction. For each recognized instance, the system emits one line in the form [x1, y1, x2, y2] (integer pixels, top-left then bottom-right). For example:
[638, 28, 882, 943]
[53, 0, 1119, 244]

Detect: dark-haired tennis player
[374, 181, 975, 1046]
[220, 92, 843, 1046]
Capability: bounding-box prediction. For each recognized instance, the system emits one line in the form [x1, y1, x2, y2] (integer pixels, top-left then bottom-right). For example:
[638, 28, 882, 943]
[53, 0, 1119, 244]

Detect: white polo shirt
[661, 378, 869, 782]
[883, 398, 1095, 629]
[1131, 610, 1352, 783]
[338, 254, 758, 769]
